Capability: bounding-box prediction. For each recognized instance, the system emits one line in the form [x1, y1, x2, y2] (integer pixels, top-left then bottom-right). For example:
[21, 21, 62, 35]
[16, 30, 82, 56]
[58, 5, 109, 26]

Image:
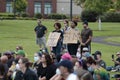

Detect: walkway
[92, 36, 120, 47]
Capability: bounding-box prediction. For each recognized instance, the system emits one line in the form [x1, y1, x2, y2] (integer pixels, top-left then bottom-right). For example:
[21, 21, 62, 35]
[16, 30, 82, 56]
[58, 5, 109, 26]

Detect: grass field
[0, 20, 120, 66]
[106, 37, 120, 43]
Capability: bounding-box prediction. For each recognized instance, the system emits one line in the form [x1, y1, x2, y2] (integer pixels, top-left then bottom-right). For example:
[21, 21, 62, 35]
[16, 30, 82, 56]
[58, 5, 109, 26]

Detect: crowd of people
[0, 19, 120, 80]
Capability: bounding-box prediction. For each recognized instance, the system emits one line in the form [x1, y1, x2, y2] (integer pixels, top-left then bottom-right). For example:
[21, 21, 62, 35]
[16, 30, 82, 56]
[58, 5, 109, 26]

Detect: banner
[47, 32, 61, 47]
[63, 29, 79, 44]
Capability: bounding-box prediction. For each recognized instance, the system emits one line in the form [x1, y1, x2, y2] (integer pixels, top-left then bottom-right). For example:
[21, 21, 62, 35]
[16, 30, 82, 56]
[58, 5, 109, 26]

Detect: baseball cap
[83, 47, 89, 52]
[58, 60, 73, 70]
[16, 50, 25, 56]
[61, 53, 72, 60]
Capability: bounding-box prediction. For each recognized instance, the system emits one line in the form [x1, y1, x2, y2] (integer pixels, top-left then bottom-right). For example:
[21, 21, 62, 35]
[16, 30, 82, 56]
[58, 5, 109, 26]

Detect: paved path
[92, 36, 120, 47]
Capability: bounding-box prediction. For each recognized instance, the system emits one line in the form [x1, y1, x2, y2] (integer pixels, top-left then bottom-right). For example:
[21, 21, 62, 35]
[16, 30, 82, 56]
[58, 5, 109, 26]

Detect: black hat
[58, 60, 73, 70]
[94, 51, 102, 56]
[83, 21, 88, 25]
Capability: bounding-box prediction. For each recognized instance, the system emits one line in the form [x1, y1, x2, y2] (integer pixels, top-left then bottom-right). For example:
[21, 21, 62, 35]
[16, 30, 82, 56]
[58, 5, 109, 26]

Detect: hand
[39, 77, 46, 80]
[81, 43, 86, 46]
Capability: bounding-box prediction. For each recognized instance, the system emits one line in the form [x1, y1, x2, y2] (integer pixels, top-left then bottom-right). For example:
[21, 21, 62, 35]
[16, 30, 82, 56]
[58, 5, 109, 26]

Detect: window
[6, 2, 13, 13]
[34, 2, 41, 14]
[44, 3, 51, 14]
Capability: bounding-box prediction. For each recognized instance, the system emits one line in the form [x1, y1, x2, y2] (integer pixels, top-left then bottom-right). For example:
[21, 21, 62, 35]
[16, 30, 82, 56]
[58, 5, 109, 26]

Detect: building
[57, 0, 82, 16]
[0, 0, 56, 17]
[0, 0, 82, 17]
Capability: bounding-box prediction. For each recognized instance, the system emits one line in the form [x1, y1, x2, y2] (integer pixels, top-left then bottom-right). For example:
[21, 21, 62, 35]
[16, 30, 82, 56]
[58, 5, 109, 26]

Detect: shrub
[81, 10, 99, 22]
[34, 13, 42, 19]
[21, 12, 28, 17]
[48, 13, 67, 19]
[0, 13, 14, 17]
[101, 12, 120, 22]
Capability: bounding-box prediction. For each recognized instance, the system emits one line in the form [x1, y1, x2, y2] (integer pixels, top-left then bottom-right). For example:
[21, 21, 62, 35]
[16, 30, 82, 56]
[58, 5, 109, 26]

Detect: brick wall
[0, 0, 6, 12]
[0, 0, 56, 17]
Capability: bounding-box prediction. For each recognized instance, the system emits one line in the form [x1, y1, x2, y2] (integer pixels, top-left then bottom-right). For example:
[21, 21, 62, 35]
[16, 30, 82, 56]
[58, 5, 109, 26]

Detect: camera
[112, 54, 114, 59]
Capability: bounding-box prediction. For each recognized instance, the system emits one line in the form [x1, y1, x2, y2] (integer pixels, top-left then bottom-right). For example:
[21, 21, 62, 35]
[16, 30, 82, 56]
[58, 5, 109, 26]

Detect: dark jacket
[37, 63, 57, 80]
[14, 68, 38, 80]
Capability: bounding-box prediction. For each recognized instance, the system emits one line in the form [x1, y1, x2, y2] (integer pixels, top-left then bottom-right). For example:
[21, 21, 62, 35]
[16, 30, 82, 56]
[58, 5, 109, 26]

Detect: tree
[13, 0, 27, 14]
[114, 0, 120, 11]
[75, 0, 112, 14]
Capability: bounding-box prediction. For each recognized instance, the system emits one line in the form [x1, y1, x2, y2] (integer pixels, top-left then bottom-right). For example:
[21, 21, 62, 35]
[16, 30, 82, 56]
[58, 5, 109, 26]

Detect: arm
[85, 36, 92, 45]
[84, 30, 93, 45]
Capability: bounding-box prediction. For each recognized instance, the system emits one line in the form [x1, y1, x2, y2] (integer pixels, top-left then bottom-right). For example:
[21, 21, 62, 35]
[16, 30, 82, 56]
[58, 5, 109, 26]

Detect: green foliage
[101, 12, 120, 22]
[0, 13, 14, 17]
[48, 13, 67, 19]
[21, 12, 28, 17]
[34, 13, 42, 19]
[14, 0, 27, 13]
[81, 10, 99, 22]
[114, 0, 120, 11]
[75, 0, 120, 15]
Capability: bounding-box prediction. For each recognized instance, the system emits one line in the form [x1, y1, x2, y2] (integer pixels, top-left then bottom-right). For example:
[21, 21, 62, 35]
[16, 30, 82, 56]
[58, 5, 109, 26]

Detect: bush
[81, 10, 99, 22]
[34, 13, 42, 19]
[0, 13, 14, 17]
[21, 12, 28, 17]
[48, 13, 67, 19]
[101, 12, 120, 22]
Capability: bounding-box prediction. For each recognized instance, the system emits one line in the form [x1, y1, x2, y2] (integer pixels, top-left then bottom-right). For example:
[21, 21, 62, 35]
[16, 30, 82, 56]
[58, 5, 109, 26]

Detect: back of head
[77, 69, 93, 80]
[0, 55, 8, 64]
[20, 57, 30, 68]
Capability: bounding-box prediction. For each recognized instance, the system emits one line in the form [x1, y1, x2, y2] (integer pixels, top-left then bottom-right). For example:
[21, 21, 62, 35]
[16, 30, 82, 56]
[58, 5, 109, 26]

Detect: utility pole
[70, 0, 72, 21]
[13, 0, 16, 18]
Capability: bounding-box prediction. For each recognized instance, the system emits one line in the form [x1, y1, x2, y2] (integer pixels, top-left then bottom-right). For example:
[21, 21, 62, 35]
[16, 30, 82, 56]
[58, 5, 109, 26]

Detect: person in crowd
[81, 21, 93, 53]
[15, 50, 25, 63]
[14, 57, 38, 80]
[62, 20, 69, 51]
[61, 52, 72, 61]
[50, 60, 78, 80]
[0, 62, 7, 80]
[62, 20, 69, 33]
[52, 22, 63, 62]
[81, 47, 91, 60]
[33, 52, 42, 74]
[0, 55, 9, 74]
[74, 59, 88, 73]
[86, 57, 109, 80]
[37, 53, 57, 80]
[16, 46, 23, 52]
[93, 51, 106, 69]
[3, 51, 15, 68]
[76, 68, 93, 80]
[34, 19, 48, 52]
[67, 20, 81, 55]
[112, 52, 120, 71]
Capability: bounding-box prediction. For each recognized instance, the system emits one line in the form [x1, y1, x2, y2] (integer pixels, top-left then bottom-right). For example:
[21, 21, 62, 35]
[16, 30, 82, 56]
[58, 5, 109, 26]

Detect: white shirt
[66, 73, 78, 80]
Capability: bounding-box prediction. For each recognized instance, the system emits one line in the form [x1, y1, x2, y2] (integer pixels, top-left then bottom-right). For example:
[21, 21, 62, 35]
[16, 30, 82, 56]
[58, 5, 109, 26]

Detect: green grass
[0, 20, 120, 80]
[0, 20, 120, 63]
[105, 37, 120, 43]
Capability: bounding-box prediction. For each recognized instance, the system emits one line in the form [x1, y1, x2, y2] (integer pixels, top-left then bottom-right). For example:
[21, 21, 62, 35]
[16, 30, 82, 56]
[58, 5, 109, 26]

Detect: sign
[63, 29, 79, 44]
[47, 32, 61, 47]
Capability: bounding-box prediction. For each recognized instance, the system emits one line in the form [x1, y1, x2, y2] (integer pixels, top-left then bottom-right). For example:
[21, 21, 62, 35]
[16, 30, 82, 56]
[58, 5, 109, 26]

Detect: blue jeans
[52, 41, 62, 62]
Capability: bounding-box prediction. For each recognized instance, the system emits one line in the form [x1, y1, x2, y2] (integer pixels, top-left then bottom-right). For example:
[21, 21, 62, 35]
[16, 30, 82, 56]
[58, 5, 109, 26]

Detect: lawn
[106, 37, 120, 43]
[0, 20, 120, 66]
